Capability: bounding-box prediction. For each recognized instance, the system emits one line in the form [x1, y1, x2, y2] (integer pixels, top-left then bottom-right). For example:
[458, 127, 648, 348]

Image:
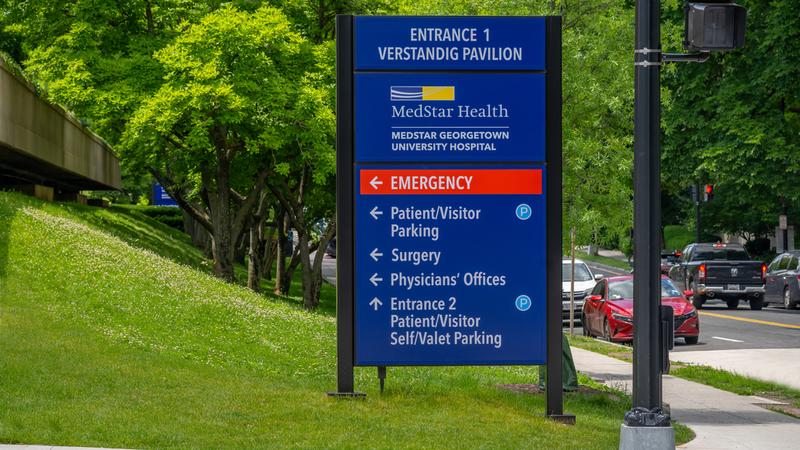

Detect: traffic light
[684, 3, 747, 52]
[703, 184, 714, 202]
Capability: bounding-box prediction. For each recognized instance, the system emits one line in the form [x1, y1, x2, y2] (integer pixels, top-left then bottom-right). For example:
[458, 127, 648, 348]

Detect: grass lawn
[574, 252, 631, 271]
[568, 335, 632, 362]
[664, 225, 694, 253]
[0, 192, 695, 448]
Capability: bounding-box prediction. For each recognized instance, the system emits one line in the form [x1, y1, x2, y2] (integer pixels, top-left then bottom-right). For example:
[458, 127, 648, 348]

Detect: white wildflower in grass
[16, 205, 335, 381]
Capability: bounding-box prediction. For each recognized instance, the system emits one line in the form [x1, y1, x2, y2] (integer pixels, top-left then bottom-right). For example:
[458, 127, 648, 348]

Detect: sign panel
[354, 16, 546, 71]
[335, 12, 562, 413]
[355, 72, 546, 162]
[152, 183, 178, 207]
[350, 16, 550, 367]
[354, 166, 547, 365]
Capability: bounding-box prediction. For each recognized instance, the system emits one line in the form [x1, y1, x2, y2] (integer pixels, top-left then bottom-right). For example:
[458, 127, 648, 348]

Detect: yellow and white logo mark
[390, 86, 455, 101]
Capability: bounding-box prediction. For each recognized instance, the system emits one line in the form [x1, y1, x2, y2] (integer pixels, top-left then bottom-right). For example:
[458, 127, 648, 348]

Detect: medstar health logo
[390, 86, 455, 101]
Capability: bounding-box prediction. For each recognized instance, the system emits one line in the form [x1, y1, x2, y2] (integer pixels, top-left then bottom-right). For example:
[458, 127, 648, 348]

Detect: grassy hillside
[0, 192, 688, 448]
[664, 225, 694, 252]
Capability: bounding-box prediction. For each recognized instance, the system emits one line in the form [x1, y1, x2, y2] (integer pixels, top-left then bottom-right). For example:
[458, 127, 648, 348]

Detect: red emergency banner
[359, 169, 542, 195]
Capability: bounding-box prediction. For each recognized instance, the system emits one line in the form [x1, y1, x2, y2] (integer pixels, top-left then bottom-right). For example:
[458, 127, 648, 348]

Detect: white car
[562, 259, 602, 324]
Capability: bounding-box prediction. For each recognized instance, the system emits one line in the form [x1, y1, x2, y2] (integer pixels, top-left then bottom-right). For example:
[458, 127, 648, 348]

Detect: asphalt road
[310, 251, 337, 285]
[679, 302, 800, 351]
[583, 260, 800, 352]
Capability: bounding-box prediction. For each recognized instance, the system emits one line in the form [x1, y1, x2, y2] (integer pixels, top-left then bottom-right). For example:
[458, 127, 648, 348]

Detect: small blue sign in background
[152, 183, 178, 207]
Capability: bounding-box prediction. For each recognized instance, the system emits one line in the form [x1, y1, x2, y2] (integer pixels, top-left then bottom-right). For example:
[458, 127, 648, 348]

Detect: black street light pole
[622, 1, 674, 445]
[632, 0, 663, 414]
[695, 185, 701, 242]
[623, 2, 746, 446]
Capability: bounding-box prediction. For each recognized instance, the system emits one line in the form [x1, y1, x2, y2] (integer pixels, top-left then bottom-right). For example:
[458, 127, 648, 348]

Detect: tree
[120, 5, 313, 281]
[661, 0, 800, 240]
[267, 43, 337, 308]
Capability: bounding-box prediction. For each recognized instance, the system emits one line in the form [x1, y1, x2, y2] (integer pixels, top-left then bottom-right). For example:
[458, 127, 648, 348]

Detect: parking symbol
[515, 295, 532, 312]
[515, 203, 532, 220]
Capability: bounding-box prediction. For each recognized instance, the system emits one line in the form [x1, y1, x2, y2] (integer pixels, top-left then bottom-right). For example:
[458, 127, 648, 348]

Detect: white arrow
[370, 248, 383, 262]
[370, 176, 383, 190]
[369, 297, 383, 311]
[370, 273, 383, 287]
[370, 206, 383, 220]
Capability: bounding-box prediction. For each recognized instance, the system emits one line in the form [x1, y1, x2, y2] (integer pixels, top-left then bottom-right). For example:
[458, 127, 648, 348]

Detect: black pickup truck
[668, 243, 766, 310]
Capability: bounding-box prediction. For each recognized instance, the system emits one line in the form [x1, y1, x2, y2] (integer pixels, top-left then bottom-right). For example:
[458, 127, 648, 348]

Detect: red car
[581, 275, 700, 345]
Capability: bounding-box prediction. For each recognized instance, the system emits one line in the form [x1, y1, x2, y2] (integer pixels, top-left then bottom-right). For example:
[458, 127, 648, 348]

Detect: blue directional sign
[346, 15, 554, 368]
[355, 16, 546, 71]
[354, 166, 547, 365]
[355, 72, 546, 162]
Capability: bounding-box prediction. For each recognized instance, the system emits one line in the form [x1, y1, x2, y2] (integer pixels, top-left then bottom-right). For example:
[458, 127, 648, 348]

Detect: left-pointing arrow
[370, 176, 383, 190]
[370, 248, 383, 262]
[369, 297, 383, 311]
[370, 273, 383, 286]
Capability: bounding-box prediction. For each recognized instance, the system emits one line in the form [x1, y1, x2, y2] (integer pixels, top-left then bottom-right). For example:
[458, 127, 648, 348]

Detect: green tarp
[538, 334, 579, 391]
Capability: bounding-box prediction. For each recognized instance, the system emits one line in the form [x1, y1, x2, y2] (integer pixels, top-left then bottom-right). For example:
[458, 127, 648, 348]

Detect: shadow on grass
[257, 274, 337, 317]
[0, 191, 21, 284]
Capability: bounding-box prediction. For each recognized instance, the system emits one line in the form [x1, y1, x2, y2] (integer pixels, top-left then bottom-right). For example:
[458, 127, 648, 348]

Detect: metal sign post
[331, 15, 570, 422]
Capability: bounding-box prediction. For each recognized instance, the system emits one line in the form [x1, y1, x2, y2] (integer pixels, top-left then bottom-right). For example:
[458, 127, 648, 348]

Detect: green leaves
[120, 5, 320, 189]
[662, 0, 800, 238]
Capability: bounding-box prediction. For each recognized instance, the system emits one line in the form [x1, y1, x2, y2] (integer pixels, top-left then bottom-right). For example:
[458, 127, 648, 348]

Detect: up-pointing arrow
[370, 248, 383, 262]
[370, 206, 383, 220]
[369, 297, 383, 311]
[369, 273, 383, 287]
[370, 176, 383, 190]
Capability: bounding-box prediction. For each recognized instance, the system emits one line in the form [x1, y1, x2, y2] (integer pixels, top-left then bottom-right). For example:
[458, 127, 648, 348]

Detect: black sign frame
[331, 15, 570, 422]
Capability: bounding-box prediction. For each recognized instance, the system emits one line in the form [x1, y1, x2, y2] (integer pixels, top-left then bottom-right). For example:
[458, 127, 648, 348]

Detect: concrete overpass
[0, 56, 121, 201]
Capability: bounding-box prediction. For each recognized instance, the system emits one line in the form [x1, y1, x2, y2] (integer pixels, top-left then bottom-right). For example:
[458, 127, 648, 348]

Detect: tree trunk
[144, 0, 155, 34]
[299, 230, 315, 309]
[298, 219, 335, 310]
[282, 244, 301, 296]
[206, 144, 235, 283]
[260, 226, 277, 281]
[182, 210, 213, 258]
[208, 193, 235, 282]
[247, 222, 261, 292]
[274, 208, 288, 294]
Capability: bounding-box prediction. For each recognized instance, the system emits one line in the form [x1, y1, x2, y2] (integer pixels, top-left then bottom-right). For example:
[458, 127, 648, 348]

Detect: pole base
[326, 391, 366, 399]
[547, 414, 576, 425]
[619, 424, 674, 450]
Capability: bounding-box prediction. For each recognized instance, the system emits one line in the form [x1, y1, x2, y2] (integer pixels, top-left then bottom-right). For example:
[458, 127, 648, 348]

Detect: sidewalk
[670, 348, 800, 390]
[580, 246, 629, 262]
[572, 347, 800, 449]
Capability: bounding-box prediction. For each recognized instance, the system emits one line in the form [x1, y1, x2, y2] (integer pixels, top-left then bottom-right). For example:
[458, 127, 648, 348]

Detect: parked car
[668, 243, 766, 310]
[660, 250, 681, 275]
[562, 259, 602, 324]
[582, 275, 699, 345]
[764, 251, 800, 309]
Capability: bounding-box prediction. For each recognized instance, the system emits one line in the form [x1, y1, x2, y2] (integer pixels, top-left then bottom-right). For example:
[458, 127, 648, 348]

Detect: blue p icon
[515, 295, 532, 312]
[515, 203, 532, 220]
